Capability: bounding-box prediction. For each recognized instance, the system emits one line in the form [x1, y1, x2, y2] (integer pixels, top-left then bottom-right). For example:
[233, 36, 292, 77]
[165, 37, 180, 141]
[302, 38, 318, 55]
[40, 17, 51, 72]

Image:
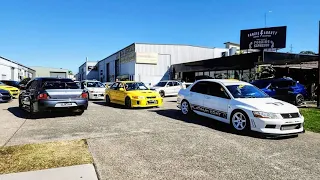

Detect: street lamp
[265, 11, 272, 27]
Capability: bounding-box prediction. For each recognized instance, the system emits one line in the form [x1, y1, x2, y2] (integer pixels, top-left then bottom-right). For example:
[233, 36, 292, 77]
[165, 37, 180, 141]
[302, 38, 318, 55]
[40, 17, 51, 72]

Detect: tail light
[81, 92, 88, 99]
[37, 93, 49, 100]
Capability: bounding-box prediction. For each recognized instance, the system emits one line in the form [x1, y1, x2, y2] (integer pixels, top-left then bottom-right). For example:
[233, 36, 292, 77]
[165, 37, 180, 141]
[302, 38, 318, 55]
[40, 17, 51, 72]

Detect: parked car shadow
[7, 107, 82, 120]
[92, 101, 159, 110]
[149, 109, 299, 140]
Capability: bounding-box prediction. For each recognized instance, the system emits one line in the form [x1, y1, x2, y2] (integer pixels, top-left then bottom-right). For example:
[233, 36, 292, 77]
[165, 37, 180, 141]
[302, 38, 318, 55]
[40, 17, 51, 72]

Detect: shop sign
[120, 44, 135, 64]
[135, 52, 158, 64]
[240, 26, 287, 50]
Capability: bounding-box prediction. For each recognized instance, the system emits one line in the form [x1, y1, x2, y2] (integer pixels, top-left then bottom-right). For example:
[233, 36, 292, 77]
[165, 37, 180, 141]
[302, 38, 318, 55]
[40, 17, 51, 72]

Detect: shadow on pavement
[92, 101, 158, 110]
[7, 107, 82, 120]
[150, 109, 299, 140]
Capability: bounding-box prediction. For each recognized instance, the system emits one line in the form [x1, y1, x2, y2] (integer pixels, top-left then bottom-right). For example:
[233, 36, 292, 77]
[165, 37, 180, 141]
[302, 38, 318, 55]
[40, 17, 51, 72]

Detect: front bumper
[89, 93, 105, 100]
[131, 98, 163, 107]
[0, 95, 12, 102]
[9, 91, 19, 98]
[250, 116, 304, 135]
[36, 99, 88, 112]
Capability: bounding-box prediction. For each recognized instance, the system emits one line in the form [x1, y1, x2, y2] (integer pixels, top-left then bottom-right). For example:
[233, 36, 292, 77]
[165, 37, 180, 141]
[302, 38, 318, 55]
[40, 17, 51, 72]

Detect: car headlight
[0, 93, 2, 96]
[132, 96, 145, 99]
[252, 111, 279, 119]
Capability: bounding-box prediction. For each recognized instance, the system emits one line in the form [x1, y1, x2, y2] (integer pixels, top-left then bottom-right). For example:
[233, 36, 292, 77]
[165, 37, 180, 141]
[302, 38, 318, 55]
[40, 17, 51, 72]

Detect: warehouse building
[0, 56, 35, 81]
[30, 66, 69, 78]
[77, 43, 238, 86]
[78, 61, 99, 81]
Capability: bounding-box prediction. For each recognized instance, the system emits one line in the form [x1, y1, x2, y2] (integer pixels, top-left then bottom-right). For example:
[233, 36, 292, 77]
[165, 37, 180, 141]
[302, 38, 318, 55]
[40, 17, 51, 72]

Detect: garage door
[50, 72, 67, 78]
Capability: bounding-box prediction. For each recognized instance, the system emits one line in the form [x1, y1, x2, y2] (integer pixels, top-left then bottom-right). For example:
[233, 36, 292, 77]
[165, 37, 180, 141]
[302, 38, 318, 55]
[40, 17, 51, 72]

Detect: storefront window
[210, 71, 215, 78]
[204, 71, 210, 76]
[228, 70, 235, 79]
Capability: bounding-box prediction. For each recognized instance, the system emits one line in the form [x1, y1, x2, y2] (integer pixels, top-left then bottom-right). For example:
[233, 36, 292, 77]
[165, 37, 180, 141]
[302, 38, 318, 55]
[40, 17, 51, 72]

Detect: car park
[19, 77, 88, 116]
[105, 81, 163, 108]
[150, 80, 183, 97]
[0, 89, 12, 103]
[177, 79, 304, 136]
[0, 82, 20, 98]
[80, 80, 105, 100]
[251, 78, 308, 106]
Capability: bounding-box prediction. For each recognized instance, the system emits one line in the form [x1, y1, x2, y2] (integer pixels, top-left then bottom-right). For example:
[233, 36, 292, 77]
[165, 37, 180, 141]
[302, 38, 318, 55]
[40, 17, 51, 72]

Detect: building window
[204, 71, 210, 76]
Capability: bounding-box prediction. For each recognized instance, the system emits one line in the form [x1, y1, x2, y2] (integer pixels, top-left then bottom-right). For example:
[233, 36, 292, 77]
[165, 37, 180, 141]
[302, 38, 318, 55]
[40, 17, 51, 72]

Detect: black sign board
[240, 26, 287, 50]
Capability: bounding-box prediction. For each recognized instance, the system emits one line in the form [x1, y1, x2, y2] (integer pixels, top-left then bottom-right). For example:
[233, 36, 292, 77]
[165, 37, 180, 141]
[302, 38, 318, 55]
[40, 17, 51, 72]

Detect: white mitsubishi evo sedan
[177, 79, 304, 136]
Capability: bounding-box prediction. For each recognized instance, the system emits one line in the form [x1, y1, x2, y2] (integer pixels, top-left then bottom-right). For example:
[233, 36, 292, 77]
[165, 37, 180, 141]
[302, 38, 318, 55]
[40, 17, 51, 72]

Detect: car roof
[197, 79, 251, 86]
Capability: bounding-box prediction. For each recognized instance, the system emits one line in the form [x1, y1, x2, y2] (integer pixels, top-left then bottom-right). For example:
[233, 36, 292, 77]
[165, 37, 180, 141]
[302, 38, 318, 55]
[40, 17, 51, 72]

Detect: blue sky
[0, 0, 319, 73]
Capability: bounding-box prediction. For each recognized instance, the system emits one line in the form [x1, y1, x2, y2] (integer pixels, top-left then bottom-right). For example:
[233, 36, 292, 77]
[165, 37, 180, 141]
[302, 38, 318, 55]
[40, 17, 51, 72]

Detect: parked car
[18, 78, 31, 89]
[195, 75, 213, 81]
[0, 82, 20, 98]
[251, 78, 308, 106]
[74, 81, 81, 88]
[105, 81, 163, 108]
[150, 80, 183, 97]
[19, 78, 88, 116]
[80, 80, 105, 100]
[0, 89, 12, 103]
[1, 80, 20, 88]
[102, 82, 113, 89]
[177, 79, 304, 136]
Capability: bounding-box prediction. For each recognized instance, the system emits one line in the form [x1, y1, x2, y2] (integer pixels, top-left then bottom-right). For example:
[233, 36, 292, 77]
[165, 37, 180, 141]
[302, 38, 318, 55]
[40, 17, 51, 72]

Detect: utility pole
[318, 21, 320, 108]
[290, 44, 293, 53]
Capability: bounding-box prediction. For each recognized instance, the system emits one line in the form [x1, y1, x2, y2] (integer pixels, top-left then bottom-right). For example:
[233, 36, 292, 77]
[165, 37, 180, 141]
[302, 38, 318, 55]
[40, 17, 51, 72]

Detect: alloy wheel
[181, 101, 189, 115]
[232, 112, 247, 131]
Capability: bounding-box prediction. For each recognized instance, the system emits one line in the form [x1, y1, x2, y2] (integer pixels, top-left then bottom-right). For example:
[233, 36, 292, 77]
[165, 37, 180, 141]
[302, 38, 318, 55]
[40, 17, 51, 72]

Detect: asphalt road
[1, 98, 320, 180]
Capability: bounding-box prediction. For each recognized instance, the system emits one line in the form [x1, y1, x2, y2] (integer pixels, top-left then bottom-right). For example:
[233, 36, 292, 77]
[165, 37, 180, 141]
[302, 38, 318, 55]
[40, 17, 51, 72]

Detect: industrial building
[0, 56, 35, 81]
[77, 42, 239, 86]
[31, 66, 70, 78]
[78, 61, 99, 81]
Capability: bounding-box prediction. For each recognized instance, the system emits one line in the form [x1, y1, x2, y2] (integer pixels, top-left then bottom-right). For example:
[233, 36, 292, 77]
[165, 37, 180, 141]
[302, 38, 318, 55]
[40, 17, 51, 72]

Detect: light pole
[265, 11, 272, 27]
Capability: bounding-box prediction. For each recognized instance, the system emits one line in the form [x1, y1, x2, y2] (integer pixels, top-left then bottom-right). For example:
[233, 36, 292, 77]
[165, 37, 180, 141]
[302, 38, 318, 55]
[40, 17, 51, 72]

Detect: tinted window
[167, 82, 174, 87]
[226, 85, 269, 98]
[190, 82, 209, 94]
[173, 82, 179, 86]
[29, 81, 38, 90]
[207, 82, 230, 99]
[251, 81, 271, 89]
[86, 81, 104, 88]
[125, 82, 148, 91]
[155, 82, 167, 87]
[110, 83, 119, 90]
[42, 82, 79, 89]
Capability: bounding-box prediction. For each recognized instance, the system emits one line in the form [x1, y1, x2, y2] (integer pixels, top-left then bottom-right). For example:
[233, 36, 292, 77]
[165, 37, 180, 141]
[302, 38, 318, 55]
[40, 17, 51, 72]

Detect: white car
[80, 80, 105, 100]
[177, 79, 304, 135]
[151, 80, 183, 97]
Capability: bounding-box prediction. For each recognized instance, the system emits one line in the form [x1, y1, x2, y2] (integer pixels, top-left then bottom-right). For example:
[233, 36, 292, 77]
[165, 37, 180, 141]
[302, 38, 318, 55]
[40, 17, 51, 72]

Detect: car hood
[86, 87, 105, 93]
[234, 97, 299, 113]
[127, 90, 160, 96]
[0, 85, 19, 91]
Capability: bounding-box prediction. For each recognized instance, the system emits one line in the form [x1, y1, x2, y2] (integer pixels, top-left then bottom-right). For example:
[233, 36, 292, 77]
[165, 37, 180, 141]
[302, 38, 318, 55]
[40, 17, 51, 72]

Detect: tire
[87, 93, 90, 100]
[125, 97, 132, 109]
[295, 94, 304, 106]
[105, 95, 111, 106]
[18, 97, 23, 109]
[74, 110, 84, 115]
[230, 110, 250, 133]
[159, 91, 165, 97]
[180, 100, 192, 115]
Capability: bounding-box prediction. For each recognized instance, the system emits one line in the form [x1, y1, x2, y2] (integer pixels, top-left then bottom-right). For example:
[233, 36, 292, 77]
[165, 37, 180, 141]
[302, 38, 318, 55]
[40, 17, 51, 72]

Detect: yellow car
[105, 81, 163, 108]
[0, 82, 20, 98]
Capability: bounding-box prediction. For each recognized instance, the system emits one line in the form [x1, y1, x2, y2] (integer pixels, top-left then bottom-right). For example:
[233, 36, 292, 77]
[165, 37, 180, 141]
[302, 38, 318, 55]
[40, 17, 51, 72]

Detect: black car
[1, 80, 20, 88]
[19, 77, 88, 117]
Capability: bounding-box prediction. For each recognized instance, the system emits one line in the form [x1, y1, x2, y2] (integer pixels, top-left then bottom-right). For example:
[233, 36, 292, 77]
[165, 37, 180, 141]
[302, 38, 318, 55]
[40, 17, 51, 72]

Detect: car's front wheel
[159, 91, 165, 97]
[231, 110, 250, 132]
[181, 100, 192, 115]
[105, 95, 111, 106]
[295, 94, 304, 106]
[125, 97, 132, 108]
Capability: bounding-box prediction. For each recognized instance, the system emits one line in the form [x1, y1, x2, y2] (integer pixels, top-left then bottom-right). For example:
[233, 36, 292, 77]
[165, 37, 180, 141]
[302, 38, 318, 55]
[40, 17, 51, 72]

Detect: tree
[299, 51, 316, 55]
[68, 70, 73, 75]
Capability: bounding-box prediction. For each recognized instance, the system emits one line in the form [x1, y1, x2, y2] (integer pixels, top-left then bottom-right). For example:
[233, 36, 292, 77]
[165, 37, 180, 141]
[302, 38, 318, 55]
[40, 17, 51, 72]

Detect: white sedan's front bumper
[250, 116, 304, 135]
[89, 93, 105, 100]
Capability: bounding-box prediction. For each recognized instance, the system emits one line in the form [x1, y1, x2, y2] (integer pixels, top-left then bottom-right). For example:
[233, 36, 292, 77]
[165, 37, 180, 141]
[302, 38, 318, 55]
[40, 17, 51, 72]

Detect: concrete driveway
[1, 98, 320, 180]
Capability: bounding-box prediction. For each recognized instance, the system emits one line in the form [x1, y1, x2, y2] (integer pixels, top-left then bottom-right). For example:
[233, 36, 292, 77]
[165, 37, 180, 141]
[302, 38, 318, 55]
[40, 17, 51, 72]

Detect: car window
[86, 81, 104, 88]
[207, 82, 230, 99]
[29, 81, 38, 90]
[173, 81, 179, 86]
[167, 82, 174, 87]
[226, 85, 269, 98]
[190, 81, 209, 94]
[155, 82, 167, 87]
[272, 80, 296, 88]
[125, 82, 148, 91]
[110, 83, 119, 90]
[42, 81, 79, 89]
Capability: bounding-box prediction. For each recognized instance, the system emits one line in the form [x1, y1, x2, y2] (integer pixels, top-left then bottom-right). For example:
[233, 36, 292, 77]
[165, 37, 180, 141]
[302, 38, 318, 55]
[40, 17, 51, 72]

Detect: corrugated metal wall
[98, 53, 118, 82]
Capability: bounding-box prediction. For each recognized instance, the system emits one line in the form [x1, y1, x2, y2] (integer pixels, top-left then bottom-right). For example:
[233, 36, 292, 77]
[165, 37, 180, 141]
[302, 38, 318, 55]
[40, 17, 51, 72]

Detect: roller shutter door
[50, 72, 67, 78]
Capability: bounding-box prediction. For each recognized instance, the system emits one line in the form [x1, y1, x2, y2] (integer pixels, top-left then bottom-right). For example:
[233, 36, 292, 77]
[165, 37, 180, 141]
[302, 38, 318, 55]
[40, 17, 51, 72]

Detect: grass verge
[0, 139, 93, 174]
[299, 108, 320, 133]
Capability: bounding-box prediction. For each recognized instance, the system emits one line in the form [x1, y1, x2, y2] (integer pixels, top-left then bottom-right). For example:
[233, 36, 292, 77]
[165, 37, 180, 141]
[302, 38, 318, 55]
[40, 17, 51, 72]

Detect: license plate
[148, 100, 157, 104]
[55, 103, 76, 107]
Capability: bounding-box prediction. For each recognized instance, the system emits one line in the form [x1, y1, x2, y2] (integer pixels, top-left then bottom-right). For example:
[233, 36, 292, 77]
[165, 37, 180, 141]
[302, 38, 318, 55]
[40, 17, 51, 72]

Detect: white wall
[98, 53, 118, 82]
[0, 57, 35, 81]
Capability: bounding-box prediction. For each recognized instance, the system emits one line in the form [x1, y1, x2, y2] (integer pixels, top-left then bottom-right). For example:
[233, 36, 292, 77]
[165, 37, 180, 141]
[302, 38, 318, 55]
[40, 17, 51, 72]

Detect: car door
[108, 82, 119, 102]
[203, 82, 230, 123]
[166, 81, 175, 95]
[188, 81, 209, 114]
[116, 83, 127, 104]
[172, 81, 182, 95]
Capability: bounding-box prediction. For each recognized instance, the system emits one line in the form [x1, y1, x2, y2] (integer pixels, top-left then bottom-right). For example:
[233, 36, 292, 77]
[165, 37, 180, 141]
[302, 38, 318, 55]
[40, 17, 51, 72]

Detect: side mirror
[119, 88, 125, 91]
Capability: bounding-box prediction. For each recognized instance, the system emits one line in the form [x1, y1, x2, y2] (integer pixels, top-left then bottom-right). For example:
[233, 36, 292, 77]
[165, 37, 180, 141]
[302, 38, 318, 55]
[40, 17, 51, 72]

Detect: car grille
[280, 123, 301, 130]
[1, 92, 10, 96]
[147, 96, 156, 99]
[281, 113, 300, 119]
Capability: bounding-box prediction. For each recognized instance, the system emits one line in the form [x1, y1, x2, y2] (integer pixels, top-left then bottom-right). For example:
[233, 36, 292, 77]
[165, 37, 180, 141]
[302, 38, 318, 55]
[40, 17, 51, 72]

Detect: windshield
[226, 85, 269, 98]
[43, 81, 79, 89]
[125, 82, 149, 91]
[154, 82, 167, 87]
[0, 82, 4, 85]
[251, 81, 271, 89]
[87, 81, 105, 88]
